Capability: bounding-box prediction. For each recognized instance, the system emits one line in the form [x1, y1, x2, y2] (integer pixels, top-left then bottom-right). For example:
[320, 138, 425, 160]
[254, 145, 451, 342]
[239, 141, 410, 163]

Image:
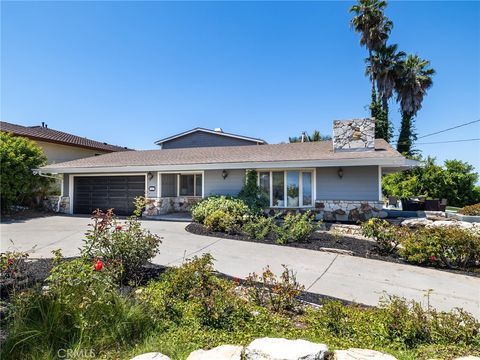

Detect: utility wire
[417, 119, 480, 139]
[413, 138, 480, 145]
[392, 119, 480, 145]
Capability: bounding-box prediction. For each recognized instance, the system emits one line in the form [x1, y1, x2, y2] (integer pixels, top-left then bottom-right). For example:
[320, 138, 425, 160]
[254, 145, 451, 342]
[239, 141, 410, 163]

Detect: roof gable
[154, 127, 266, 146]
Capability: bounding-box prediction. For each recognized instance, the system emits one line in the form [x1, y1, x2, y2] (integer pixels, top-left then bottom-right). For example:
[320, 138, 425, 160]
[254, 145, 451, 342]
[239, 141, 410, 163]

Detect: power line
[413, 138, 480, 145]
[417, 119, 480, 139]
[392, 119, 480, 146]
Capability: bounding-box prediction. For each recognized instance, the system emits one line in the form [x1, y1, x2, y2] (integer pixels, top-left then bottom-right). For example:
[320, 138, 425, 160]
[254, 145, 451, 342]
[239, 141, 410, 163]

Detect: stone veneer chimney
[332, 118, 375, 152]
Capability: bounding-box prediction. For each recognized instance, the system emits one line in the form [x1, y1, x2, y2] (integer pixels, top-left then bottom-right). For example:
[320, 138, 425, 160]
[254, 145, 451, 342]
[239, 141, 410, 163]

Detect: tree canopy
[382, 156, 480, 207]
[0, 132, 50, 212]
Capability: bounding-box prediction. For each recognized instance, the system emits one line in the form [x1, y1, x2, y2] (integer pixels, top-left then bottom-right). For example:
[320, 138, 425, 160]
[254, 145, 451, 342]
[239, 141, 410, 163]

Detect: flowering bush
[361, 218, 407, 254]
[81, 208, 162, 284]
[0, 250, 28, 281]
[399, 226, 480, 269]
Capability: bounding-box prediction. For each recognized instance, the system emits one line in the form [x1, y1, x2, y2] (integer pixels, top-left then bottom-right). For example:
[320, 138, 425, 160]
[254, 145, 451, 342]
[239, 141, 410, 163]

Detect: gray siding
[316, 166, 379, 201]
[147, 172, 157, 198]
[161, 131, 261, 149]
[204, 169, 246, 197]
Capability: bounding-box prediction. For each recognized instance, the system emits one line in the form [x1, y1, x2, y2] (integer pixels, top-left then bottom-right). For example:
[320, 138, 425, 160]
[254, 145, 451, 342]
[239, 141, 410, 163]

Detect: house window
[160, 173, 203, 197]
[259, 170, 313, 208]
[161, 174, 177, 197]
[272, 171, 285, 207]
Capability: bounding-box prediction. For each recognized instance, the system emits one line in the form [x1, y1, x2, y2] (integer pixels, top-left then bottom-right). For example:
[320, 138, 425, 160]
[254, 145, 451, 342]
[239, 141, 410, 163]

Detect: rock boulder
[244, 337, 328, 360]
[334, 348, 397, 359]
[186, 345, 243, 360]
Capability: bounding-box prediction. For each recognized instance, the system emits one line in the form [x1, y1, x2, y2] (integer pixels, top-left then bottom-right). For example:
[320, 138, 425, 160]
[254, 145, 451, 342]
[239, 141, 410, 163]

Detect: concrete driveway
[1, 215, 479, 317]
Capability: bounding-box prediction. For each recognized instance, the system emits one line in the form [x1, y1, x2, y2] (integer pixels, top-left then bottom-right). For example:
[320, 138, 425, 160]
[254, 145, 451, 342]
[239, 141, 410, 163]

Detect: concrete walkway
[1, 215, 479, 317]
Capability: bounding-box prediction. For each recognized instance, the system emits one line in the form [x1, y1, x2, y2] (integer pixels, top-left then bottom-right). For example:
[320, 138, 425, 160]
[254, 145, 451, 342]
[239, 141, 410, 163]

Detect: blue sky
[1, 1, 479, 172]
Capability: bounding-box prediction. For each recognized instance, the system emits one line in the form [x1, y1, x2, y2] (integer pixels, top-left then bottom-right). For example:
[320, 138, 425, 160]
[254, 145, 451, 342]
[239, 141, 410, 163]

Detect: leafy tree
[0, 132, 50, 213]
[289, 130, 331, 143]
[238, 170, 269, 213]
[395, 55, 435, 155]
[382, 156, 479, 207]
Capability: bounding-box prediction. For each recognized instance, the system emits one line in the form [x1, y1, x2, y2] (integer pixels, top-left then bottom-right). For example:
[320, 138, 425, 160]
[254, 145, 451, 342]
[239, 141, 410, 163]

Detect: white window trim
[157, 171, 204, 198]
[257, 168, 316, 208]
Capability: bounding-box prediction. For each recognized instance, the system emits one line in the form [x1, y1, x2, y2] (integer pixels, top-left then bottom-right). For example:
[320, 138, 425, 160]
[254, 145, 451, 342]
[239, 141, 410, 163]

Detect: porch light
[338, 167, 344, 179]
[222, 170, 229, 179]
[147, 172, 154, 181]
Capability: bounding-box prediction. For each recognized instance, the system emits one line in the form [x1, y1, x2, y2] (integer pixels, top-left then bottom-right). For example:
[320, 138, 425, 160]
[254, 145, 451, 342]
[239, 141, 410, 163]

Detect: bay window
[258, 170, 314, 207]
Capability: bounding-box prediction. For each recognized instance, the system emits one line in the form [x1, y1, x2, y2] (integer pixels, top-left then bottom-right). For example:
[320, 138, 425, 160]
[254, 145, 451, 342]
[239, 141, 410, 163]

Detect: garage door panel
[74, 176, 145, 216]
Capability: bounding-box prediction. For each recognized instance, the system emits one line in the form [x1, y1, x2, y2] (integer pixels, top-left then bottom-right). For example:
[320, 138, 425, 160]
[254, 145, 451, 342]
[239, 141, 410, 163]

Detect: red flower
[233, 276, 241, 284]
[7, 258, 14, 266]
[94, 260, 104, 271]
[115, 225, 122, 231]
[429, 255, 436, 262]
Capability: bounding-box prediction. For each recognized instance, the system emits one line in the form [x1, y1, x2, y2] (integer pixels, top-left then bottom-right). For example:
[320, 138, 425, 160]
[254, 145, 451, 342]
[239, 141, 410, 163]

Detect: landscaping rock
[401, 218, 433, 228]
[186, 345, 243, 360]
[453, 357, 480, 360]
[334, 348, 397, 359]
[244, 337, 328, 359]
[427, 220, 473, 229]
[130, 353, 171, 360]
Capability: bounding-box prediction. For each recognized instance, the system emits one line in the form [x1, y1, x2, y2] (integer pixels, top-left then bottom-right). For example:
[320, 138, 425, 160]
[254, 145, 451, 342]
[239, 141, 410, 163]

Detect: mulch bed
[1, 209, 54, 223]
[185, 222, 480, 277]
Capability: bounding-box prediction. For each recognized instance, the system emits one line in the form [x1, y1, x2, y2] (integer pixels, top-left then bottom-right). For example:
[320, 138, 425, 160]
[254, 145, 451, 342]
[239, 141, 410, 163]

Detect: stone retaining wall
[143, 197, 200, 216]
[267, 200, 385, 222]
[42, 196, 70, 214]
[315, 200, 385, 222]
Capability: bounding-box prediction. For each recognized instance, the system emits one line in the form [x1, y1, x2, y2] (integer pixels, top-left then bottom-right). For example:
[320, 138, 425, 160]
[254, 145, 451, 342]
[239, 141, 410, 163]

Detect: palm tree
[366, 44, 406, 141]
[350, 0, 393, 68]
[350, 0, 393, 139]
[395, 54, 435, 155]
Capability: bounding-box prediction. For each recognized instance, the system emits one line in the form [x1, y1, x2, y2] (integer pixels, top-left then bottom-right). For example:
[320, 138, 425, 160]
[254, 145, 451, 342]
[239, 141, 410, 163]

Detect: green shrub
[191, 196, 251, 224]
[242, 215, 277, 240]
[139, 254, 250, 330]
[204, 209, 241, 234]
[1, 250, 29, 281]
[361, 218, 405, 254]
[238, 170, 269, 213]
[2, 254, 154, 359]
[275, 211, 317, 244]
[459, 203, 480, 216]
[399, 226, 480, 269]
[0, 132, 51, 213]
[245, 265, 304, 315]
[81, 208, 162, 283]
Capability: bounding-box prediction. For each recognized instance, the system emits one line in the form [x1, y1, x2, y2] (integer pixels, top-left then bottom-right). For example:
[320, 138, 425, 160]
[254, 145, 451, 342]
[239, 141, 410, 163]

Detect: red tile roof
[0, 121, 131, 152]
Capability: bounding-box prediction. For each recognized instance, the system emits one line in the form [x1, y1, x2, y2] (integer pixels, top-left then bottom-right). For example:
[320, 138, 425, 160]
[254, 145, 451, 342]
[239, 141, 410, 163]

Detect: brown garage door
[73, 175, 145, 216]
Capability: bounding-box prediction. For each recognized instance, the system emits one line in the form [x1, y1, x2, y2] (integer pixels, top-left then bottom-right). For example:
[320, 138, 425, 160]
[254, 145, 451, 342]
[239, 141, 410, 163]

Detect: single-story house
[0, 121, 130, 164]
[39, 119, 418, 220]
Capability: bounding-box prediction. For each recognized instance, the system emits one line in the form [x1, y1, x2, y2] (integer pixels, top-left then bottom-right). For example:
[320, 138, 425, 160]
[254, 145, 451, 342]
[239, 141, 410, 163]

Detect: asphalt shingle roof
[41, 139, 403, 171]
[0, 121, 131, 152]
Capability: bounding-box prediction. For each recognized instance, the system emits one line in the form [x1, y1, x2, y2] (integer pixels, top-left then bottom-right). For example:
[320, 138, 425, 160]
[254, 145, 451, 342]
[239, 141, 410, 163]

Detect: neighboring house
[40, 119, 418, 219]
[155, 127, 266, 149]
[0, 121, 130, 164]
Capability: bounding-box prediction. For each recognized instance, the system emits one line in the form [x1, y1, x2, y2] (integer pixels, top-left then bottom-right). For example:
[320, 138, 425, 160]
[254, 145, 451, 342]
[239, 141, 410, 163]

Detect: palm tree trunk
[397, 113, 413, 155]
